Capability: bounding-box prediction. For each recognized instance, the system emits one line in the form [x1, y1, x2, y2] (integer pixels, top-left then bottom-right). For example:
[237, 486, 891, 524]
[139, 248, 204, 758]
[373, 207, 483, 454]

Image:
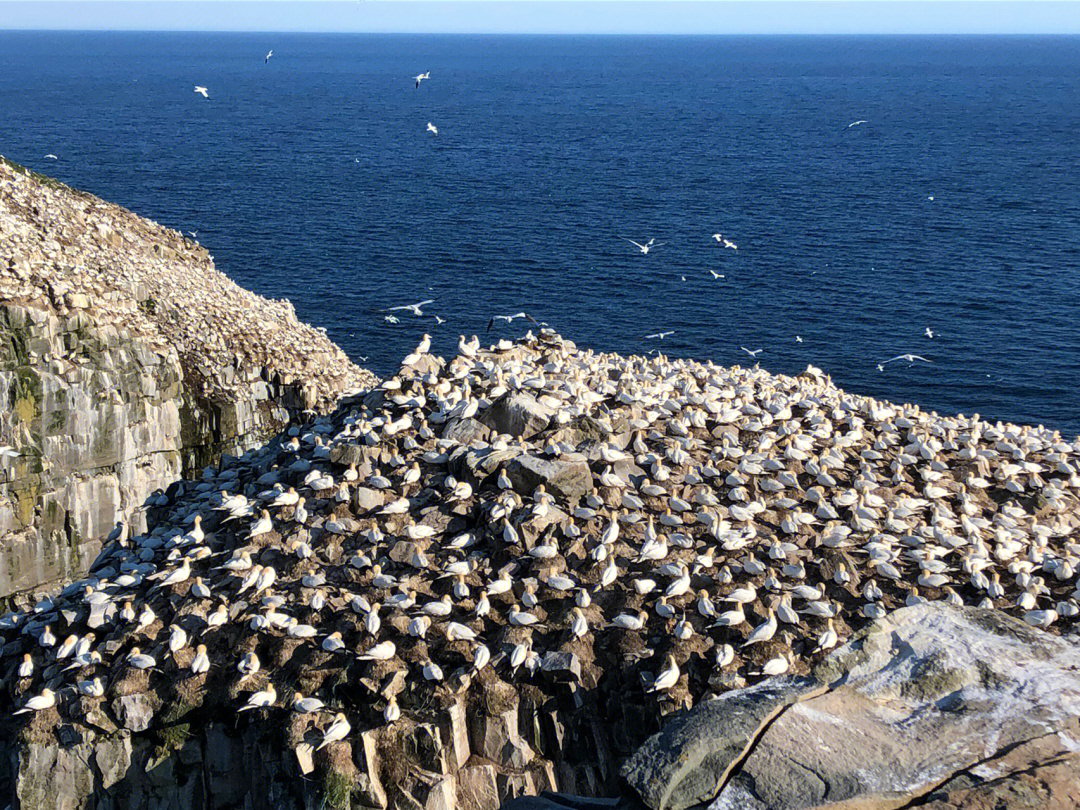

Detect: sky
[1, 0, 1079, 35]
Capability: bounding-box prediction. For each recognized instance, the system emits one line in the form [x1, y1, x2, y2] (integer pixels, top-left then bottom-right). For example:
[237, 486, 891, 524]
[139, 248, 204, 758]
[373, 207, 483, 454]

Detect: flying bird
[646, 331, 675, 340]
[625, 238, 661, 255]
[881, 354, 932, 365]
[488, 312, 538, 332]
[712, 234, 738, 250]
[740, 347, 763, 358]
[386, 300, 434, 317]
[709, 270, 725, 279]
[924, 327, 934, 338]
[194, 86, 209, 98]
[847, 119, 867, 128]
[265, 50, 273, 63]
[415, 71, 430, 88]
[44, 154, 58, 160]
[427, 122, 438, 136]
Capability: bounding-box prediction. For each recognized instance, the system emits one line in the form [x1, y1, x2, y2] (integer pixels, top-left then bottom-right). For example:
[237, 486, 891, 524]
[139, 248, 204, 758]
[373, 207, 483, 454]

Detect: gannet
[238, 684, 277, 712]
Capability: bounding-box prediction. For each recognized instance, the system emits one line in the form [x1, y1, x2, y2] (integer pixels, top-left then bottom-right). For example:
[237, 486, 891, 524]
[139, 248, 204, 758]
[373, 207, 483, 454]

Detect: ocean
[2, 32, 1078, 435]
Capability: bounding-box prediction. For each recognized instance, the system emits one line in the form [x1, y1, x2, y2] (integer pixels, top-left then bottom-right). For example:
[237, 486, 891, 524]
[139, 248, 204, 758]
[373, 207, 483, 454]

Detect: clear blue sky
[2, 1, 1079, 34]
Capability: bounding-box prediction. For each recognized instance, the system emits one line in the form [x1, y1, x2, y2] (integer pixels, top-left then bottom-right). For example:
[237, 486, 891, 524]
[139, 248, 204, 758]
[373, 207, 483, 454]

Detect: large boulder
[713, 605, 1080, 810]
[480, 392, 554, 439]
[620, 678, 824, 810]
[506, 454, 593, 504]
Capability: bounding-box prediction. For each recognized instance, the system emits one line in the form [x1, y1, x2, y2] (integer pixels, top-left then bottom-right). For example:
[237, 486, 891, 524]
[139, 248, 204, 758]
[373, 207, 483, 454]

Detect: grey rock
[458, 764, 500, 810]
[621, 677, 824, 810]
[357, 728, 389, 810]
[444, 699, 471, 769]
[541, 650, 582, 682]
[480, 392, 554, 439]
[114, 692, 156, 733]
[353, 486, 385, 512]
[444, 416, 492, 445]
[714, 603, 1080, 810]
[450, 446, 523, 486]
[506, 453, 593, 504]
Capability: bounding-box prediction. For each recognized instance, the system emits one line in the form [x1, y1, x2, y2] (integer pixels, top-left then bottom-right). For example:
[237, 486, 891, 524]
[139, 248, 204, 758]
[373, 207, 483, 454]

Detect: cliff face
[0, 157, 374, 599]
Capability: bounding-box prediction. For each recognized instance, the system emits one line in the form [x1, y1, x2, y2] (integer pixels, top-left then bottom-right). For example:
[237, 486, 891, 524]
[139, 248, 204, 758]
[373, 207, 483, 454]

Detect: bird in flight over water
[625, 238, 661, 255]
[415, 71, 431, 88]
[881, 354, 932, 365]
[194, 86, 209, 98]
[646, 331, 675, 340]
[427, 122, 438, 136]
[741, 347, 763, 358]
[488, 313, 538, 332]
[846, 120, 867, 128]
[265, 50, 273, 63]
[386, 300, 435, 317]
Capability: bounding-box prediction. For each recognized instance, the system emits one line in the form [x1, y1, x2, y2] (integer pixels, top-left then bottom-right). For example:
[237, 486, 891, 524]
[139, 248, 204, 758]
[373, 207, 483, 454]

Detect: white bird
[293, 693, 325, 713]
[190, 644, 210, 674]
[742, 608, 777, 647]
[712, 234, 738, 250]
[317, 713, 352, 749]
[924, 327, 934, 338]
[881, 354, 932, 365]
[647, 655, 679, 692]
[13, 689, 56, 715]
[387, 300, 434, 317]
[238, 684, 276, 712]
[358, 641, 396, 661]
[646, 331, 675, 340]
[709, 270, 725, 279]
[77, 677, 105, 698]
[265, 49, 273, 63]
[427, 122, 438, 136]
[740, 347, 762, 358]
[415, 71, 430, 88]
[488, 312, 538, 331]
[847, 119, 867, 128]
[625, 238, 661, 255]
[194, 86, 209, 98]
[43, 154, 58, 160]
[755, 655, 790, 677]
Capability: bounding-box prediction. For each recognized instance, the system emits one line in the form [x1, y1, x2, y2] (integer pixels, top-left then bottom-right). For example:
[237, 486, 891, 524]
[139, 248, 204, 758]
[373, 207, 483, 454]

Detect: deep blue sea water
[2, 33, 1078, 434]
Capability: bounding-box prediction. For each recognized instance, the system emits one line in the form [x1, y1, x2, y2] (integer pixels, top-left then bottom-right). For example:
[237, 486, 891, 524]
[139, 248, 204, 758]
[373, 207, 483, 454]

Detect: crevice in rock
[892, 729, 1073, 810]
[702, 683, 832, 807]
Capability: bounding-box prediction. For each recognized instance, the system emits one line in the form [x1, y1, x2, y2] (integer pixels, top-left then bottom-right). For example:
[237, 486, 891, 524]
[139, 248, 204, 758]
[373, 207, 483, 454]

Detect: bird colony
[3, 330, 1080, 756]
[0, 156, 370, 411]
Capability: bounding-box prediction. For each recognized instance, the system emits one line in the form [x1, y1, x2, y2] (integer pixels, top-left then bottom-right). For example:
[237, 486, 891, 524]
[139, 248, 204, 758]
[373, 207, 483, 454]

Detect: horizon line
[6, 29, 1080, 36]
[5, 0, 1080, 36]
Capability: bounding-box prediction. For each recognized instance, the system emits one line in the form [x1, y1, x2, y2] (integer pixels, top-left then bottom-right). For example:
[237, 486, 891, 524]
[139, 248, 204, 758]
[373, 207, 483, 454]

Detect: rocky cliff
[0, 157, 374, 599]
[1, 329, 1078, 810]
